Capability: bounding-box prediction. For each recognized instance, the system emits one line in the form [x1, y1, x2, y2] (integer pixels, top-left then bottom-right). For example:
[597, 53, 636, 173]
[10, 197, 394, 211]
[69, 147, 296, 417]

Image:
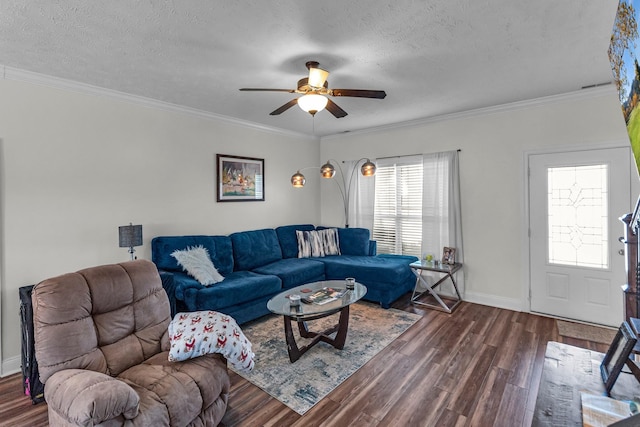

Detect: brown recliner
[32, 259, 230, 426]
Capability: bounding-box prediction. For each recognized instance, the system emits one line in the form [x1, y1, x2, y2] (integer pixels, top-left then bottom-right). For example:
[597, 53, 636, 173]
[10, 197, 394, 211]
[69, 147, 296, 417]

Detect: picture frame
[600, 321, 637, 395]
[216, 154, 265, 202]
[442, 247, 456, 265]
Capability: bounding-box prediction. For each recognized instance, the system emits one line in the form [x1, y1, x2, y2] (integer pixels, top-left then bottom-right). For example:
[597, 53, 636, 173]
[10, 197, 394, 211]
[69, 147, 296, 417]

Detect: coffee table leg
[282, 306, 351, 362]
[332, 305, 350, 349]
[284, 316, 302, 363]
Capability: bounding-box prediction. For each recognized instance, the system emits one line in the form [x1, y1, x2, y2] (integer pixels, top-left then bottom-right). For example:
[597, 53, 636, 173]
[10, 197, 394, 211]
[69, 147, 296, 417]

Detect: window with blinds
[372, 158, 423, 257]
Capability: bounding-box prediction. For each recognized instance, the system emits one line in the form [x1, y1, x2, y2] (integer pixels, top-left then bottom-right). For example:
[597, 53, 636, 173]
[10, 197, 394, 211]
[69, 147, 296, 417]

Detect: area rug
[557, 320, 617, 345]
[230, 302, 421, 415]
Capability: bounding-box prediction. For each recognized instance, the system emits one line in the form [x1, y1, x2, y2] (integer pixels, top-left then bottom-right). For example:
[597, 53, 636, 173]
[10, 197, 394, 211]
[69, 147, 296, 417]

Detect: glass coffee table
[267, 280, 367, 362]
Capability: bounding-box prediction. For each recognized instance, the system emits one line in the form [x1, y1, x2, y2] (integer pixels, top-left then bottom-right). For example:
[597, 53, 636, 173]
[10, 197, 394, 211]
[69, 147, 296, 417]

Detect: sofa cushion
[230, 229, 283, 271]
[252, 258, 326, 289]
[152, 235, 234, 275]
[319, 254, 415, 284]
[171, 246, 225, 286]
[276, 224, 315, 258]
[319, 254, 418, 308]
[177, 271, 282, 311]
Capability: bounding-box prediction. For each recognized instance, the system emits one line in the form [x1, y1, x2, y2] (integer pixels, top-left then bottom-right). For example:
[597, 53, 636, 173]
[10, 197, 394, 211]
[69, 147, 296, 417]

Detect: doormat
[557, 320, 617, 345]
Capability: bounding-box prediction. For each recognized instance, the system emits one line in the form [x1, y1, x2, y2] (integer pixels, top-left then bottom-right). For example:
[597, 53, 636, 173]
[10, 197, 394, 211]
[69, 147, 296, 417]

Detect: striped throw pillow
[319, 228, 341, 256]
[296, 230, 325, 258]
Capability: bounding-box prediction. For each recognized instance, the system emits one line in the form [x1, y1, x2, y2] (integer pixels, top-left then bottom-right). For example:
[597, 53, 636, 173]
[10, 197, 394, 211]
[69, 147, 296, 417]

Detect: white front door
[529, 147, 631, 326]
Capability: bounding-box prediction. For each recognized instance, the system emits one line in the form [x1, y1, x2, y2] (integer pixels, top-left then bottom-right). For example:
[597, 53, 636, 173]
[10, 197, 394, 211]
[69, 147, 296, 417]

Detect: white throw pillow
[171, 246, 224, 286]
[168, 310, 254, 372]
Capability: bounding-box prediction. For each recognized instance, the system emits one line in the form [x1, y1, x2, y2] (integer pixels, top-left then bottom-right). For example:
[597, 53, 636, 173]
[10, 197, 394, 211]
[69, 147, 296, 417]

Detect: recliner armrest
[45, 369, 139, 425]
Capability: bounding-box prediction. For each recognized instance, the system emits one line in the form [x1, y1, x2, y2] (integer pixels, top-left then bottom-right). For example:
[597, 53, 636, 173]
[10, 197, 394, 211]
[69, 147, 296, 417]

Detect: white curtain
[421, 150, 464, 295]
[346, 159, 376, 231]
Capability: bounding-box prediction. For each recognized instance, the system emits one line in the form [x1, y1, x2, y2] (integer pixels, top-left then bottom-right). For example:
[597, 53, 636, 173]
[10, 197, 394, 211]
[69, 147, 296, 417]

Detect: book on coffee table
[303, 287, 346, 305]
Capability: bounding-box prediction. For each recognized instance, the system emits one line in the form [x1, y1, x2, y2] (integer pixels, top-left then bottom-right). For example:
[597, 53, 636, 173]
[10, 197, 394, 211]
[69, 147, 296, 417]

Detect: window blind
[373, 156, 423, 257]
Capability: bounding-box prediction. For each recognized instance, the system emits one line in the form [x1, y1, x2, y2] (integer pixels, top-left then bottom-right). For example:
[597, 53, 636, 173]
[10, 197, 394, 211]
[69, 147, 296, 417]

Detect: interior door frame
[521, 141, 637, 315]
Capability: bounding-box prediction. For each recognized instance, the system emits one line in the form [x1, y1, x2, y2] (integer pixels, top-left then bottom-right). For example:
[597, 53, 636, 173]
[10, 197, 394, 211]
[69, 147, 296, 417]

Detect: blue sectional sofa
[151, 224, 418, 324]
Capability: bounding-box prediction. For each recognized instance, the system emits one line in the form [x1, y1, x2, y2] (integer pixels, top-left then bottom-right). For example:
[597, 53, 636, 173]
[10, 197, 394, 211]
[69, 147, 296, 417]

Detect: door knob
[619, 249, 625, 255]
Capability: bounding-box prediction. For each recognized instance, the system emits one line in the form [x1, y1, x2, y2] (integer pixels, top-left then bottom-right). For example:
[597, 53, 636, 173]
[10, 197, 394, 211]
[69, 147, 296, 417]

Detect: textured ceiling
[0, 1, 620, 137]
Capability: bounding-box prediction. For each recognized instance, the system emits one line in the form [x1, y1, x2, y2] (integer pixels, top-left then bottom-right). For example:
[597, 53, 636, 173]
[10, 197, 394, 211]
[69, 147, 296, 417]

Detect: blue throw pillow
[337, 228, 370, 256]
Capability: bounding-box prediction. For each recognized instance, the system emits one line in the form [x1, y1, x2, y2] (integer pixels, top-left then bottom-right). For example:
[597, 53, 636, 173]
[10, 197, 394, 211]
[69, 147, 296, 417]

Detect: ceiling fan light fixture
[298, 94, 328, 115]
[308, 67, 329, 88]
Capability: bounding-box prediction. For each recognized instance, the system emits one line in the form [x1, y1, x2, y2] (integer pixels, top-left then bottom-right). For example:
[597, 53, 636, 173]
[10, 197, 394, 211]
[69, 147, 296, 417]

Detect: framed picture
[600, 321, 637, 395]
[442, 247, 456, 265]
[216, 154, 264, 202]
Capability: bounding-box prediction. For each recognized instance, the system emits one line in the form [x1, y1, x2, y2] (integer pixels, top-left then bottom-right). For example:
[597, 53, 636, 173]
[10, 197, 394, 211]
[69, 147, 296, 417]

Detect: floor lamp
[291, 158, 376, 228]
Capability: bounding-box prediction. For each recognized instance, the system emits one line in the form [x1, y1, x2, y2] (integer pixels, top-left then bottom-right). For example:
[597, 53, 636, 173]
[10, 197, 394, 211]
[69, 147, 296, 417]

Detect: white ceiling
[0, 1, 620, 137]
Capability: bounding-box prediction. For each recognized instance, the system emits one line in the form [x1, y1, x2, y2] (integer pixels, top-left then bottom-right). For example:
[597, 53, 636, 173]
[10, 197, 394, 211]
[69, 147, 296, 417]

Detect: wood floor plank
[445, 343, 498, 417]
[493, 382, 528, 427]
[377, 366, 451, 426]
[466, 366, 511, 426]
[0, 294, 618, 427]
[435, 332, 485, 392]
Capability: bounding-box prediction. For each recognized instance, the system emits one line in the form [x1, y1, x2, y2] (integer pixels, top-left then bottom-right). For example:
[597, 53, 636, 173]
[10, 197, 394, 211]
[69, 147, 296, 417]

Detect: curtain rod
[374, 149, 461, 161]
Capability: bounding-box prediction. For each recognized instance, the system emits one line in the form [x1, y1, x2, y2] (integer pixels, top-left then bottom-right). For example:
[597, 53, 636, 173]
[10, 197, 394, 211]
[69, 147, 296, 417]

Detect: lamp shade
[291, 171, 306, 187]
[361, 159, 377, 176]
[320, 161, 336, 178]
[308, 67, 329, 88]
[298, 94, 328, 115]
[119, 223, 143, 248]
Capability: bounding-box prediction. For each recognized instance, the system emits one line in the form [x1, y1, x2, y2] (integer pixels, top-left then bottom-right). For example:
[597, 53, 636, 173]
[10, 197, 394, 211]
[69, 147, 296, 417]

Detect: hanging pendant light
[320, 161, 336, 178]
[291, 171, 306, 187]
[360, 159, 377, 176]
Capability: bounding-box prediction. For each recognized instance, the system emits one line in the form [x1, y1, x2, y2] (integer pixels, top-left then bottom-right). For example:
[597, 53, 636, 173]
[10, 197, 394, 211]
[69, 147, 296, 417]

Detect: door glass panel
[547, 164, 609, 269]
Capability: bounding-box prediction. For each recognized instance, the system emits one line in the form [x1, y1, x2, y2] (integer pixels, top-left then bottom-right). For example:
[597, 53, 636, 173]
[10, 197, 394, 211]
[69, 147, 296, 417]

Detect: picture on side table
[442, 247, 456, 265]
[600, 321, 637, 395]
[216, 154, 265, 202]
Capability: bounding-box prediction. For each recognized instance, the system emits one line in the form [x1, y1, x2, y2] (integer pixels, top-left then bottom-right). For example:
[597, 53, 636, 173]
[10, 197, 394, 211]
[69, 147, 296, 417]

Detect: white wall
[320, 87, 635, 310]
[0, 78, 320, 374]
[1, 76, 634, 375]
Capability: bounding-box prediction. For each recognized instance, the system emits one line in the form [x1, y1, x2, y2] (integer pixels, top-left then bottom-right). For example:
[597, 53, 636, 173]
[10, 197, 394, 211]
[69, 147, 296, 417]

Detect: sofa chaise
[152, 224, 418, 324]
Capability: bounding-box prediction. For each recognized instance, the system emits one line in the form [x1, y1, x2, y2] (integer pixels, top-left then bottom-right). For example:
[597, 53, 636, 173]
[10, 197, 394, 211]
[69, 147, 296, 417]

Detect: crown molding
[1, 65, 317, 141]
[1, 64, 615, 144]
[321, 84, 617, 141]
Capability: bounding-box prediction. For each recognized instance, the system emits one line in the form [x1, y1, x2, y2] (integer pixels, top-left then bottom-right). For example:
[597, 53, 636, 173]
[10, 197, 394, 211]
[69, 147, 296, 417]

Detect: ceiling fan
[239, 61, 386, 118]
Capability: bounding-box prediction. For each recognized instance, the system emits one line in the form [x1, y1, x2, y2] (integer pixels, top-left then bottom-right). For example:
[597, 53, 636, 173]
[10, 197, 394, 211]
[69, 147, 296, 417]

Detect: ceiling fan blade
[270, 99, 298, 115]
[331, 89, 387, 99]
[325, 99, 347, 118]
[240, 88, 296, 93]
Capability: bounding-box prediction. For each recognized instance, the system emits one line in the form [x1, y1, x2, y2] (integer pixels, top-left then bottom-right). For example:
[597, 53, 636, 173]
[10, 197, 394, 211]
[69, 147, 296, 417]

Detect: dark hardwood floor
[0, 293, 611, 427]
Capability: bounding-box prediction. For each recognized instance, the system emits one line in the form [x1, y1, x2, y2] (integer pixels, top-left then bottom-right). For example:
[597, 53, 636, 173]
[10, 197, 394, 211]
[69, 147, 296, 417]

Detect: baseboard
[1, 355, 21, 377]
[463, 291, 523, 312]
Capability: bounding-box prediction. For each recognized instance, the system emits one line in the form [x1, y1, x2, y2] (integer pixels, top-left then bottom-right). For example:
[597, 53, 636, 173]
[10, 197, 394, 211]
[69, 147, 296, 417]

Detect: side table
[409, 261, 462, 313]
